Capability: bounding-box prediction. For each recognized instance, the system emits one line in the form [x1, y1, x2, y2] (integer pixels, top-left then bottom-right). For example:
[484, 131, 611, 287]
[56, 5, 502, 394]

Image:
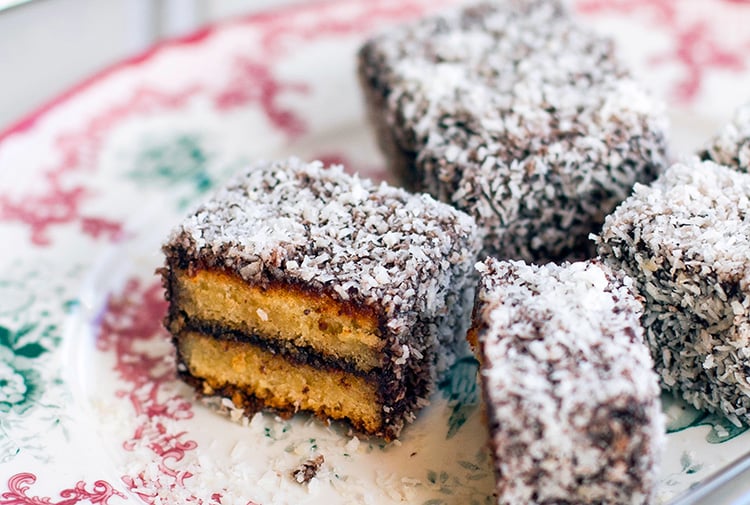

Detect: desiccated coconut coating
[597, 159, 750, 427]
[474, 258, 664, 505]
[359, 0, 669, 262]
[163, 158, 482, 438]
[700, 101, 750, 172]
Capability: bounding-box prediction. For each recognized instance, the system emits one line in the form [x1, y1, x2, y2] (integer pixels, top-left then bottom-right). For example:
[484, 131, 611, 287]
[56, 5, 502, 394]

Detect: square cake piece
[700, 101, 750, 172]
[472, 258, 664, 505]
[597, 159, 750, 427]
[359, 0, 668, 262]
[161, 158, 481, 440]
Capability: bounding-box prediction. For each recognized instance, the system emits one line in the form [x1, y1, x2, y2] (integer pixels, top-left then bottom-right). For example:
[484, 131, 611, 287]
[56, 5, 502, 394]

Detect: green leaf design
[13, 322, 36, 341]
[446, 403, 478, 439]
[663, 392, 749, 443]
[130, 134, 213, 194]
[679, 451, 703, 475]
[0, 326, 10, 348]
[63, 299, 80, 313]
[13, 342, 47, 359]
[195, 173, 213, 192]
[423, 447, 493, 503]
[427, 470, 437, 484]
[128, 135, 250, 210]
[663, 392, 705, 432]
[439, 356, 480, 439]
[705, 416, 748, 443]
[0, 363, 42, 415]
[458, 460, 480, 471]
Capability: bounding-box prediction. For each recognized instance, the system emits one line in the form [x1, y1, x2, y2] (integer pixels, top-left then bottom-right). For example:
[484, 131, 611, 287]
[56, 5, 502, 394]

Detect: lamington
[700, 101, 750, 172]
[161, 158, 481, 440]
[472, 258, 664, 505]
[358, 0, 669, 262]
[597, 159, 750, 427]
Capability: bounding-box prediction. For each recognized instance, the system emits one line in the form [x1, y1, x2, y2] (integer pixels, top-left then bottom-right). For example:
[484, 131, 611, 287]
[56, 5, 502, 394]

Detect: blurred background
[0, 0, 311, 129]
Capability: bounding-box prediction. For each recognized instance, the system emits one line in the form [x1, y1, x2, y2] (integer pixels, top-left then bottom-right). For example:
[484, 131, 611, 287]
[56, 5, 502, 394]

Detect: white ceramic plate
[2, 1, 750, 503]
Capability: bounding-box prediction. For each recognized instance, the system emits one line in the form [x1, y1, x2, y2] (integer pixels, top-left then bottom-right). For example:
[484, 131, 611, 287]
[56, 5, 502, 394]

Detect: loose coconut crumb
[597, 158, 750, 426]
[374, 471, 421, 502]
[474, 258, 664, 505]
[359, 0, 668, 262]
[345, 436, 360, 453]
[292, 454, 325, 485]
[700, 102, 750, 172]
[198, 395, 253, 427]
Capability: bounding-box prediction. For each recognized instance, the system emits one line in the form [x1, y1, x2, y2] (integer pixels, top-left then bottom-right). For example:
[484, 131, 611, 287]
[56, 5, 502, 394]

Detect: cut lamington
[358, 0, 669, 262]
[597, 159, 750, 427]
[161, 158, 481, 440]
[700, 101, 750, 172]
[472, 258, 664, 505]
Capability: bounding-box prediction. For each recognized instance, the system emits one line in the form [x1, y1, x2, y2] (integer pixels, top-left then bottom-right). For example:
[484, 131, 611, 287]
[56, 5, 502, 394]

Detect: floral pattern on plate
[1, 0, 750, 503]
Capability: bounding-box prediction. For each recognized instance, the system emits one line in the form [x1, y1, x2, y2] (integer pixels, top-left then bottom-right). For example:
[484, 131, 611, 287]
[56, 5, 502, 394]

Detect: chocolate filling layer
[162, 251, 380, 322]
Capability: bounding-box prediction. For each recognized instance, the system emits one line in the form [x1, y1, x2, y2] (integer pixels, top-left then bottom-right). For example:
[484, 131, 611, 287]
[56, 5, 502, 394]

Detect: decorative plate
[2, 0, 750, 503]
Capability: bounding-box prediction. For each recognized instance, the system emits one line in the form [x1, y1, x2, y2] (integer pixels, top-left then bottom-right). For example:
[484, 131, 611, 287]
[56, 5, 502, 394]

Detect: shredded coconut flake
[163, 157, 482, 439]
[597, 158, 750, 426]
[701, 101, 750, 172]
[359, 0, 668, 262]
[475, 258, 664, 505]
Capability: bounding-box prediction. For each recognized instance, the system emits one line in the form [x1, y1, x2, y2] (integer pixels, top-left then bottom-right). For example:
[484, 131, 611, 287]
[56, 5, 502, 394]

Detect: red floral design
[575, 0, 676, 20]
[0, 473, 124, 505]
[0, 184, 90, 246]
[96, 279, 202, 503]
[649, 21, 745, 102]
[214, 57, 310, 138]
[0, 86, 199, 246]
[95, 278, 266, 504]
[257, 0, 456, 53]
[0, 0, 451, 248]
[575, 0, 749, 103]
[0, 183, 126, 246]
[213, 0, 458, 138]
